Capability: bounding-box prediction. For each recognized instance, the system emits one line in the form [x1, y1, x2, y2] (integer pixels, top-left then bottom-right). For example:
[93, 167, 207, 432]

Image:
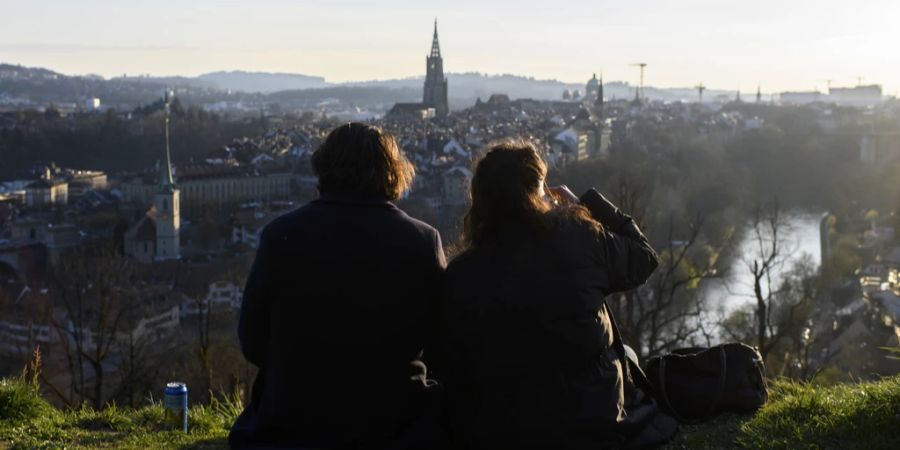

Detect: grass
[0, 378, 239, 449]
[1, 376, 899, 449]
[0, 378, 54, 424]
[669, 376, 900, 450]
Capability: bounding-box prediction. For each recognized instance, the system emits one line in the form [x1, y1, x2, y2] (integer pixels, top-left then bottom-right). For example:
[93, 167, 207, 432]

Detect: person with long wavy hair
[230, 123, 447, 449]
[434, 141, 676, 449]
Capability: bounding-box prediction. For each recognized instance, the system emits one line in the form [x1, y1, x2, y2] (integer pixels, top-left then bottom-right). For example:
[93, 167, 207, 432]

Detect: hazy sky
[2, 0, 898, 94]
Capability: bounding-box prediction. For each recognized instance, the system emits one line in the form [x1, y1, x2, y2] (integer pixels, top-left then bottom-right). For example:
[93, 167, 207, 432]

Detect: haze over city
[2, 0, 899, 93]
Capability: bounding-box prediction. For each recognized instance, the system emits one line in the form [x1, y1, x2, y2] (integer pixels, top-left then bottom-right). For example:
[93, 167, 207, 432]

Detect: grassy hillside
[670, 376, 900, 449]
[0, 377, 237, 449]
[2, 376, 899, 449]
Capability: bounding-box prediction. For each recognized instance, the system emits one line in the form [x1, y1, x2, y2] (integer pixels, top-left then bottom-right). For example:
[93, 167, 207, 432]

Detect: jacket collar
[315, 192, 397, 208]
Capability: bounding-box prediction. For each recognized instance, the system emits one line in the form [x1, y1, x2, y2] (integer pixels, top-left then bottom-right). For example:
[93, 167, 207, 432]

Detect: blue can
[164, 382, 188, 432]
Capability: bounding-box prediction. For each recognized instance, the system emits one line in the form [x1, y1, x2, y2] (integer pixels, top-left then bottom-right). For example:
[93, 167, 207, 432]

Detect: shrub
[0, 378, 52, 422]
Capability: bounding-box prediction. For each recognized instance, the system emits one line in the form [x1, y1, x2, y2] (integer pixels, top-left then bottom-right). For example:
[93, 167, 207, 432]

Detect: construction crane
[695, 82, 706, 103]
[630, 63, 647, 100]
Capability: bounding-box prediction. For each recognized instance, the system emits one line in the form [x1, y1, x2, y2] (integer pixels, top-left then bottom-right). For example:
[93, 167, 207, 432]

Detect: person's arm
[238, 225, 278, 367]
[420, 229, 447, 378]
[579, 188, 659, 293]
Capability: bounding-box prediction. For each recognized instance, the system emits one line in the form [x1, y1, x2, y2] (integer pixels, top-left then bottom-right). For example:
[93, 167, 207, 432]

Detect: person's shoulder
[403, 212, 440, 237]
[259, 202, 318, 237]
[392, 207, 441, 241]
[547, 206, 603, 239]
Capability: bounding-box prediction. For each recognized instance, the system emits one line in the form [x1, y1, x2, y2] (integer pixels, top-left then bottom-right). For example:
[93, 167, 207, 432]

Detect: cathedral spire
[596, 73, 604, 109]
[161, 89, 176, 189]
[430, 18, 441, 58]
[423, 18, 448, 117]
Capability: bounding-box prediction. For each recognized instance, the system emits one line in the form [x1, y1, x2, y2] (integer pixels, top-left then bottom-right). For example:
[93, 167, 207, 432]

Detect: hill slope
[2, 376, 898, 449]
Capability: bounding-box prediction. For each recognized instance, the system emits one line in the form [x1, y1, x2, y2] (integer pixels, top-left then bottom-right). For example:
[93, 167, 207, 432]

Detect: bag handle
[657, 345, 728, 424]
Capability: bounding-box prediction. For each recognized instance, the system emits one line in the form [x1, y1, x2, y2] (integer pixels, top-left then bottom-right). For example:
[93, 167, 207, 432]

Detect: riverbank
[2, 375, 899, 449]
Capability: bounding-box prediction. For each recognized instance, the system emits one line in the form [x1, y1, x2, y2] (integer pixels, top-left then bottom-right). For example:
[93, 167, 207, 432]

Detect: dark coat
[229, 193, 447, 450]
[435, 189, 659, 450]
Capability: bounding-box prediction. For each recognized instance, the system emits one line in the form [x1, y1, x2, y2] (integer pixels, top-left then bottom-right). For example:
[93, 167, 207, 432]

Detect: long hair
[462, 141, 552, 248]
[461, 141, 602, 250]
[312, 122, 415, 200]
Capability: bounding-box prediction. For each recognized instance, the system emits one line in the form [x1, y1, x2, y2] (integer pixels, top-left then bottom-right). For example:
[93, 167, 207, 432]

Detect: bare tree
[611, 175, 648, 229]
[115, 326, 148, 408]
[743, 200, 792, 361]
[614, 214, 722, 359]
[600, 176, 722, 359]
[49, 246, 135, 409]
[113, 307, 165, 408]
[606, 175, 647, 346]
[194, 289, 213, 398]
[192, 267, 247, 400]
[768, 256, 829, 379]
[717, 199, 829, 375]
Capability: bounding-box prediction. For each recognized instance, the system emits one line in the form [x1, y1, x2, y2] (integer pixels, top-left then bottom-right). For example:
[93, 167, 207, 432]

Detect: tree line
[0, 103, 268, 179]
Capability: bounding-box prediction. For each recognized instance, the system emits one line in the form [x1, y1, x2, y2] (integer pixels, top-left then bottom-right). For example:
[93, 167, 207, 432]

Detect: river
[700, 212, 824, 321]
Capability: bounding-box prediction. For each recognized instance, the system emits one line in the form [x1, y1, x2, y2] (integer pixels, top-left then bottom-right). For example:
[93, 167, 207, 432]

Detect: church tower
[585, 73, 600, 102]
[596, 73, 605, 112]
[154, 90, 181, 260]
[423, 19, 449, 117]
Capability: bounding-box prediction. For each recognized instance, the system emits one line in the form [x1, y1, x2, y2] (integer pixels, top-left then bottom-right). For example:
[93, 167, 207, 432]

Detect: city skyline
[1, 0, 899, 94]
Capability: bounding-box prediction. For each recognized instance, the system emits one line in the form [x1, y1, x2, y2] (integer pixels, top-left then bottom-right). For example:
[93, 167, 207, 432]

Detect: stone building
[24, 168, 67, 208]
[441, 166, 471, 207]
[119, 165, 291, 217]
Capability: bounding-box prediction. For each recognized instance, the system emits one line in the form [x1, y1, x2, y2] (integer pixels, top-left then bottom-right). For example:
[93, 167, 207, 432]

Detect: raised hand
[547, 185, 580, 206]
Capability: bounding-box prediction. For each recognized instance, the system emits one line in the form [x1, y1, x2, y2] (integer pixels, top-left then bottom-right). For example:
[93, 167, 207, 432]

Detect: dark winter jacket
[435, 189, 659, 449]
[229, 193, 447, 450]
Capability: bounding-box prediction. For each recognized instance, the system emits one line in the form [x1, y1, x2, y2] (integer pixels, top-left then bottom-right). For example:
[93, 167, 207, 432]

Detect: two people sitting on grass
[229, 122, 676, 450]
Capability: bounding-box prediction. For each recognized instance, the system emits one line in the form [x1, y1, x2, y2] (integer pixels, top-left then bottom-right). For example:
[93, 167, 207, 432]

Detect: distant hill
[0, 63, 261, 108]
[0, 63, 62, 80]
[197, 71, 329, 93]
[347, 72, 734, 105]
[0, 62, 739, 110]
[106, 71, 328, 93]
[266, 85, 420, 111]
[0, 63, 170, 106]
[353, 73, 580, 104]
